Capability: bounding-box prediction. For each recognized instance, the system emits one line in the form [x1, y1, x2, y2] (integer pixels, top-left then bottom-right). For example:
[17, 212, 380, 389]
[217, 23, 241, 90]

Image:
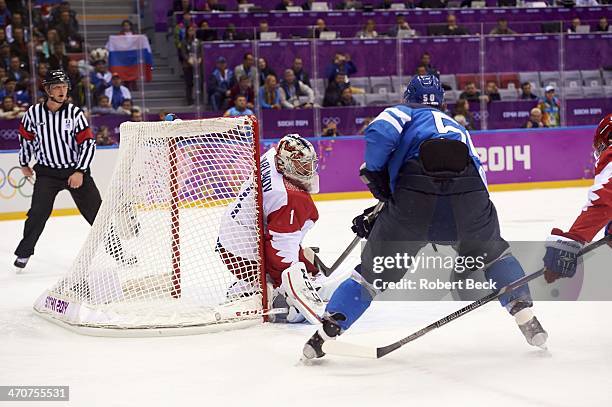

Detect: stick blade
[322, 340, 379, 359]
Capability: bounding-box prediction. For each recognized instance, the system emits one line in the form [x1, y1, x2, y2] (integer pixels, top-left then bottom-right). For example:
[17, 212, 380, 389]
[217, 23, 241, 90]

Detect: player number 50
[431, 110, 480, 159]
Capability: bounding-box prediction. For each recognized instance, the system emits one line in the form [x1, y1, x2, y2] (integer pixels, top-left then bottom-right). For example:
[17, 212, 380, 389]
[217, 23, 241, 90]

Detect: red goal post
[34, 116, 268, 336]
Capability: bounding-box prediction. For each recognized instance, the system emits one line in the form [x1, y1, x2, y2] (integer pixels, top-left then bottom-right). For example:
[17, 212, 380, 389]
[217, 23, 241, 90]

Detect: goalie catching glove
[543, 228, 585, 283]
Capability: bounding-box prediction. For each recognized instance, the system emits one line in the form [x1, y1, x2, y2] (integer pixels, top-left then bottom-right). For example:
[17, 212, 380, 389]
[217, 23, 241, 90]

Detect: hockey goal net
[34, 117, 267, 336]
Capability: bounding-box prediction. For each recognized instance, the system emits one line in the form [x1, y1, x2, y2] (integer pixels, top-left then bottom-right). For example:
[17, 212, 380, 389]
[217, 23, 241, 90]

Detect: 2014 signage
[475, 145, 531, 172]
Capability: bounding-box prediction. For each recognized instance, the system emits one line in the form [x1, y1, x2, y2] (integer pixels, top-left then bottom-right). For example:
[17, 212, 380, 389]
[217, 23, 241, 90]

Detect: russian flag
[106, 35, 153, 82]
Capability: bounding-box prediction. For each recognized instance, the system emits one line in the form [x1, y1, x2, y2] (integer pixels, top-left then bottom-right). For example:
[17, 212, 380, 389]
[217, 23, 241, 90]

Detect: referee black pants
[15, 164, 102, 258]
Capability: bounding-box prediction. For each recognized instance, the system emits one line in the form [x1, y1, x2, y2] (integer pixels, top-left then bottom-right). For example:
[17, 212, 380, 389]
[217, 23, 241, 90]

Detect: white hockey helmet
[275, 134, 319, 193]
[90, 47, 108, 63]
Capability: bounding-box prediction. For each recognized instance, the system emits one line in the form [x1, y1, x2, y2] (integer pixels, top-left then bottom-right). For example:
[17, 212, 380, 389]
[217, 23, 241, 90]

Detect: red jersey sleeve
[298, 247, 319, 276]
[566, 147, 612, 242]
[19, 113, 35, 141]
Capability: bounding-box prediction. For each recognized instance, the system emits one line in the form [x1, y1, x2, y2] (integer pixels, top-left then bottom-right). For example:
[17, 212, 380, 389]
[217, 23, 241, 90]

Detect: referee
[14, 70, 102, 271]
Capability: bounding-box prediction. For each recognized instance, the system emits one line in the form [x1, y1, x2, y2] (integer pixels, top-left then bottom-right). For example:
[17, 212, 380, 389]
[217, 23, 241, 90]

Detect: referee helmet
[43, 69, 71, 90]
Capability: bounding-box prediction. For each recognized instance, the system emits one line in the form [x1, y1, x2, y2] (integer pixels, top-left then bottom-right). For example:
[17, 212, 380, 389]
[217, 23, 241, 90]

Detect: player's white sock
[515, 308, 548, 348]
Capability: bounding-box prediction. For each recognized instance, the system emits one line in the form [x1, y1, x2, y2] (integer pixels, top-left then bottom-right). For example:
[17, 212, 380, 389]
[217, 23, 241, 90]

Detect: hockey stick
[317, 202, 386, 277]
[323, 235, 611, 359]
[314, 236, 360, 277]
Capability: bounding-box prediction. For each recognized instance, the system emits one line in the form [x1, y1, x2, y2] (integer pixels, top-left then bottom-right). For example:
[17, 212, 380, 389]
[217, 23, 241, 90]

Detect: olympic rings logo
[321, 117, 341, 126]
[0, 166, 35, 199]
[0, 128, 19, 141]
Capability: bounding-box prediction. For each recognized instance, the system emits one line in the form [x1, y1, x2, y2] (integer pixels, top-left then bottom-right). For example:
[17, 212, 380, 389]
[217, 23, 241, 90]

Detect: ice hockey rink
[1, 187, 611, 407]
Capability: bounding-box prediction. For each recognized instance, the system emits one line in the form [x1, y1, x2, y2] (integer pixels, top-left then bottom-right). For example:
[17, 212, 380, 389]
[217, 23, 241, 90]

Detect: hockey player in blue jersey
[302, 75, 548, 359]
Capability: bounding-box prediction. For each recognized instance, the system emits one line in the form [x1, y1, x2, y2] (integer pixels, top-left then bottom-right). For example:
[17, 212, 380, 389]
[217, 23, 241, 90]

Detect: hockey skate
[13, 257, 29, 273]
[302, 314, 343, 360]
[226, 280, 258, 300]
[513, 306, 548, 349]
[69, 280, 92, 302]
[117, 254, 138, 267]
[108, 247, 138, 267]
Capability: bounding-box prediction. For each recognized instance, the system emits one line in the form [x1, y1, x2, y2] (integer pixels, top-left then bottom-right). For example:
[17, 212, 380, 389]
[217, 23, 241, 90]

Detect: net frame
[33, 116, 267, 336]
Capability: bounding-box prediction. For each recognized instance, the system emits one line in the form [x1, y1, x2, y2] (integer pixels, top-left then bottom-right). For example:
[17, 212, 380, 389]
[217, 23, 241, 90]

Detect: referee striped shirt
[18, 102, 95, 171]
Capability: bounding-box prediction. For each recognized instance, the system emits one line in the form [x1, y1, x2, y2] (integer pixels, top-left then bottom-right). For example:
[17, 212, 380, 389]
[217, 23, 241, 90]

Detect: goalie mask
[275, 134, 319, 193]
[90, 47, 109, 64]
[594, 113, 611, 159]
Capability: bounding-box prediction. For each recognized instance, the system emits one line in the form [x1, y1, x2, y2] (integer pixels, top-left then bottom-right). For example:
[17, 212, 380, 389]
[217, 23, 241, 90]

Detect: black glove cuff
[359, 167, 391, 202]
[351, 205, 380, 239]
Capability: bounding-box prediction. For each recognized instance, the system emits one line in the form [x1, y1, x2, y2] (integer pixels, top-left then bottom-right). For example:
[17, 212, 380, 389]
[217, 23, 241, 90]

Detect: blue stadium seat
[391, 75, 410, 93]
[580, 70, 603, 87]
[582, 86, 604, 98]
[314, 94, 323, 106]
[440, 74, 457, 90]
[352, 93, 366, 106]
[562, 71, 582, 88]
[530, 87, 543, 98]
[387, 93, 402, 104]
[365, 93, 388, 106]
[540, 71, 561, 88]
[312, 78, 326, 96]
[499, 89, 519, 101]
[444, 90, 458, 103]
[349, 77, 371, 93]
[518, 72, 540, 89]
[562, 87, 584, 99]
[369, 76, 393, 94]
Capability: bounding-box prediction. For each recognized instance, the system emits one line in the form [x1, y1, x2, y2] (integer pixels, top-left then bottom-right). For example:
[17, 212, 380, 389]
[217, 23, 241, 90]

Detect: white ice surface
[1, 187, 611, 407]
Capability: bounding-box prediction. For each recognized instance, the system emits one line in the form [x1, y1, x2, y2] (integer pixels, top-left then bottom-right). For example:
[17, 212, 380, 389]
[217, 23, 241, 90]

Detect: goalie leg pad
[325, 277, 373, 331]
[279, 262, 325, 324]
[485, 254, 532, 311]
[269, 287, 306, 324]
[315, 265, 353, 301]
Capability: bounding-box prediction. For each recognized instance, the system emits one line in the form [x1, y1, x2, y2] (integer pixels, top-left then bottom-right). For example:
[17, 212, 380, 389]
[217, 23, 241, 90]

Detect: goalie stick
[323, 235, 611, 359]
[315, 202, 385, 277]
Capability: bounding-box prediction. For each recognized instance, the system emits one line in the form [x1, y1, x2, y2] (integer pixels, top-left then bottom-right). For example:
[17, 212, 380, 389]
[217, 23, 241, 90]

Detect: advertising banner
[1, 125, 595, 216]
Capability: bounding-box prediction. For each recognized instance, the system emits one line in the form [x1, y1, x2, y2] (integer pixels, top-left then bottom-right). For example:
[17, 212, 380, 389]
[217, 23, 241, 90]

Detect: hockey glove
[351, 205, 379, 239]
[359, 164, 391, 202]
[543, 228, 584, 283]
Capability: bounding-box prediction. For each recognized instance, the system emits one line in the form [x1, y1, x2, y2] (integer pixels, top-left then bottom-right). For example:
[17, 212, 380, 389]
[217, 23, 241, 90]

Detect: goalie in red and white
[544, 113, 612, 282]
[217, 134, 341, 324]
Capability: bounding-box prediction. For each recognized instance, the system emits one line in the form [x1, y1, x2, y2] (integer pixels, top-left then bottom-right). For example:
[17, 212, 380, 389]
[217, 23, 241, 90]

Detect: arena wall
[0, 126, 595, 220]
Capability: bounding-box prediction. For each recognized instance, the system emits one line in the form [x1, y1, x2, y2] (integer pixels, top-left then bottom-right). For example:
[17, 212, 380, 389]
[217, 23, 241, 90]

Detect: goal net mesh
[33, 117, 265, 332]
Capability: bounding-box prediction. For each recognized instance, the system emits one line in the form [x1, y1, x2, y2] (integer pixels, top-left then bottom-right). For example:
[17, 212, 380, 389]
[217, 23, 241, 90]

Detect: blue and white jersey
[364, 104, 487, 191]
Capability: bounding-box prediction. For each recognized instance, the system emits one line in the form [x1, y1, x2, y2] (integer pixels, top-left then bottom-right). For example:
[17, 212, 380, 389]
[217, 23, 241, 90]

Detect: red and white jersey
[218, 148, 319, 285]
[566, 146, 612, 242]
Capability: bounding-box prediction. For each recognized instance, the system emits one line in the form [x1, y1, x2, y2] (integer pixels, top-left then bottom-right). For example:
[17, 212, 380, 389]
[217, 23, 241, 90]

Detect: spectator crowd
[0, 0, 146, 143]
[0, 1, 90, 116]
[0, 0, 605, 138]
[163, 1, 609, 128]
